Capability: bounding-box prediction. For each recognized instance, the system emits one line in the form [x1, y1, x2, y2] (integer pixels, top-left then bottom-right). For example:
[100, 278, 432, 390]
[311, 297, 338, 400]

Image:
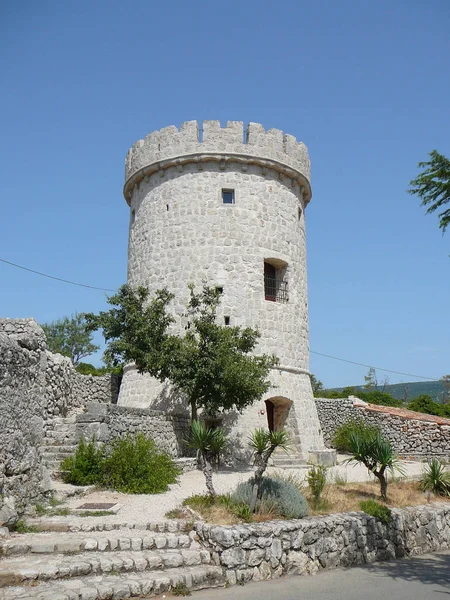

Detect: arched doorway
[264, 397, 293, 431]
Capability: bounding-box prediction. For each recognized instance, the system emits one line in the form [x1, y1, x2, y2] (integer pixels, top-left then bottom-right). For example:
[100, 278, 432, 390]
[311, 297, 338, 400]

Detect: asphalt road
[193, 550, 450, 600]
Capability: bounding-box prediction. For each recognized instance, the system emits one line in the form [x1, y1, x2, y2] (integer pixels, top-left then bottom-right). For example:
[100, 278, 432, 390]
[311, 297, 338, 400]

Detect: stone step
[0, 548, 211, 587]
[0, 565, 224, 599]
[1, 530, 198, 556]
[270, 457, 308, 468]
[40, 446, 77, 456]
[19, 517, 189, 534]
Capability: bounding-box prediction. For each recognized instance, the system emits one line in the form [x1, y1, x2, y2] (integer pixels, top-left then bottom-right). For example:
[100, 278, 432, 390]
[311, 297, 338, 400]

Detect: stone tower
[119, 120, 330, 462]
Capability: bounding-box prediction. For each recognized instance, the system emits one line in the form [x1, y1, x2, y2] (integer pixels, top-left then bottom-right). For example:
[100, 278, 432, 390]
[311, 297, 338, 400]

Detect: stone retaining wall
[315, 398, 450, 459]
[0, 326, 50, 523]
[196, 502, 450, 584]
[76, 403, 191, 458]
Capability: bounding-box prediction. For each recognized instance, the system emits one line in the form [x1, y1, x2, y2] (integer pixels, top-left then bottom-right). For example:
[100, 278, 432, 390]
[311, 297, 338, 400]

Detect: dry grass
[306, 480, 450, 516]
[181, 479, 450, 525]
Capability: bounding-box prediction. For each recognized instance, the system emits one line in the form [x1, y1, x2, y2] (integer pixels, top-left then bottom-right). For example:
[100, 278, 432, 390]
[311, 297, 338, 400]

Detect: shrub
[419, 458, 450, 497]
[306, 465, 327, 507]
[232, 476, 308, 519]
[356, 390, 402, 408]
[360, 499, 392, 524]
[102, 433, 179, 494]
[61, 437, 105, 485]
[332, 420, 381, 453]
[61, 433, 179, 493]
[408, 395, 446, 417]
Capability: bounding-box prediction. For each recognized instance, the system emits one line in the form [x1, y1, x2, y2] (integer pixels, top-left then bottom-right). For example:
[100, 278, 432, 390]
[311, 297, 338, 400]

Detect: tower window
[264, 260, 288, 303]
[224, 316, 230, 326]
[131, 209, 136, 225]
[222, 189, 235, 204]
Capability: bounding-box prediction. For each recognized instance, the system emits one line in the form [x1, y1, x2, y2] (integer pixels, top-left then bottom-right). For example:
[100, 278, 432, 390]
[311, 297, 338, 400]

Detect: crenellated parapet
[124, 120, 311, 205]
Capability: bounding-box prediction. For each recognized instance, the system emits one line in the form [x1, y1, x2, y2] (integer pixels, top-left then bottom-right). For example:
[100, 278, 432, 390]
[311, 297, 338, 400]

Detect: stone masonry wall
[196, 502, 450, 584]
[75, 403, 191, 458]
[315, 398, 450, 459]
[0, 318, 120, 517]
[0, 322, 51, 523]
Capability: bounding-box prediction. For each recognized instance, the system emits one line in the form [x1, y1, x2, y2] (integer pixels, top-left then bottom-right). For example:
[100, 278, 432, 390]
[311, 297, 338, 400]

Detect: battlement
[124, 121, 311, 203]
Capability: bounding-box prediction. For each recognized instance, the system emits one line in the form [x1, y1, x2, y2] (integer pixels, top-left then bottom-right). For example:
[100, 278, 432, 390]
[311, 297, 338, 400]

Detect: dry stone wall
[75, 403, 190, 458]
[315, 398, 450, 459]
[0, 319, 119, 518]
[0, 322, 50, 523]
[196, 502, 450, 584]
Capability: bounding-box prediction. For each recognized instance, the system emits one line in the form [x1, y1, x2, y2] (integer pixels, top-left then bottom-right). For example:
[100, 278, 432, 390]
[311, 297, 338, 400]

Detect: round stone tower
[119, 120, 330, 462]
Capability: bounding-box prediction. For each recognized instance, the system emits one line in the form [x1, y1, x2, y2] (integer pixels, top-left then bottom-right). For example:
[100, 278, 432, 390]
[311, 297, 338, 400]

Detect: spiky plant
[187, 421, 227, 496]
[248, 428, 290, 511]
[344, 428, 404, 501]
[419, 458, 450, 497]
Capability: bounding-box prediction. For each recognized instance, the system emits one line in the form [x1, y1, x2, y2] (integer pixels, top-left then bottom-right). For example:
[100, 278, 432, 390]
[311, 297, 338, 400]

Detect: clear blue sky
[1, 0, 449, 388]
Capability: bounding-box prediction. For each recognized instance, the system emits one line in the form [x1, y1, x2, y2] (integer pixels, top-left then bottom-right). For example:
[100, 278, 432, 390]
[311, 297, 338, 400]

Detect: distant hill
[329, 380, 446, 403]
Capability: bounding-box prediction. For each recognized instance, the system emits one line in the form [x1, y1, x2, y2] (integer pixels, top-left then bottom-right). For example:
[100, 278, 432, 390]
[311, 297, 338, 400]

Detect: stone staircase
[0, 521, 224, 599]
[40, 417, 79, 477]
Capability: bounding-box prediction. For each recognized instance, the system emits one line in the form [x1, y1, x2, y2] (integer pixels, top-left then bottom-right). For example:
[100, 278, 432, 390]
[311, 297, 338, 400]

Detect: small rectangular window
[131, 209, 136, 225]
[222, 189, 235, 204]
[224, 316, 230, 326]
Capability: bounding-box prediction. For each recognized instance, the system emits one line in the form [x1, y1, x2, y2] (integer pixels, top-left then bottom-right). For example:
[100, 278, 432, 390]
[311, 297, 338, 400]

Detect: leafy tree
[441, 375, 450, 405]
[85, 284, 278, 420]
[364, 367, 378, 391]
[408, 150, 450, 234]
[248, 428, 290, 511]
[310, 374, 324, 396]
[41, 313, 99, 366]
[344, 426, 404, 500]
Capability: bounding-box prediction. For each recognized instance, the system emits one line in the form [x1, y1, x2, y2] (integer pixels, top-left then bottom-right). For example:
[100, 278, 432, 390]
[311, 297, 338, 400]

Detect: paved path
[193, 551, 450, 600]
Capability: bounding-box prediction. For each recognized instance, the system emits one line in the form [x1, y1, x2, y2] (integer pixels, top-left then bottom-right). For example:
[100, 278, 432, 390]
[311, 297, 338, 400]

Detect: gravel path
[54, 457, 426, 525]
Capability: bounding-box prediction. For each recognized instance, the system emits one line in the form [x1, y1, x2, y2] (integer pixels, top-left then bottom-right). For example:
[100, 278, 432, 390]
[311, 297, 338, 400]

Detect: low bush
[61, 437, 105, 485]
[306, 465, 327, 508]
[360, 499, 392, 524]
[102, 433, 180, 494]
[61, 433, 179, 493]
[408, 395, 450, 418]
[332, 419, 381, 453]
[419, 458, 450, 497]
[232, 476, 309, 519]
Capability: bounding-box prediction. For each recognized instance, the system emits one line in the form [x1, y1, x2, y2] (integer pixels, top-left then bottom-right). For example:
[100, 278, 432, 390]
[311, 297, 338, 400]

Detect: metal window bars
[264, 275, 288, 303]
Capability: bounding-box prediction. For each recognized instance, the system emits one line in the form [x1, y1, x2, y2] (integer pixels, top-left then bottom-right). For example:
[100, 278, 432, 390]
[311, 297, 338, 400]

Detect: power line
[0, 258, 116, 293]
[310, 350, 440, 381]
[0, 256, 443, 382]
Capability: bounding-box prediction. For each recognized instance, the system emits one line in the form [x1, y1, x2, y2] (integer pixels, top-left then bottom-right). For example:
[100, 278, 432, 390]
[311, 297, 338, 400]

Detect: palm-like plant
[419, 458, 450, 497]
[345, 428, 404, 500]
[248, 428, 290, 511]
[188, 421, 227, 497]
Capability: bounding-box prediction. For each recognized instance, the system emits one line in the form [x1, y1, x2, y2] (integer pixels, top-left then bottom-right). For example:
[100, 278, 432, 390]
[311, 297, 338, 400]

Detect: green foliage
[61, 434, 179, 493]
[182, 494, 217, 510]
[102, 433, 180, 494]
[61, 437, 105, 486]
[356, 390, 403, 408]
[85, 284, 277, 420]
[344, 426, 404, 500]
[41, 313, 100, 366]
[332, 419, 381, 452]
[76, 362, 123, 376]
[419, 458, 450, 497]
[408, 149, 450, 234]
[187, 421, 228, 496]
[306, 465, 327, 507]
[232, 476, 309, 519]
[408, 395, 450, 418]
[11, 520, 40, 534]
[310, 374, 324, 397]
[360, 499, 392, 524]
[172, 582, 192, 597]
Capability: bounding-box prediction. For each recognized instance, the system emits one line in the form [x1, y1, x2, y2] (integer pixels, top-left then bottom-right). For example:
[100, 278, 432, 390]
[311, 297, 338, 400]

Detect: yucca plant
[344, 428, 404, 500]
[248, 428, 290, 511]
[419, 458, 450, 497]
[209, 428, 227, 472]
[187, 421, 227, 497]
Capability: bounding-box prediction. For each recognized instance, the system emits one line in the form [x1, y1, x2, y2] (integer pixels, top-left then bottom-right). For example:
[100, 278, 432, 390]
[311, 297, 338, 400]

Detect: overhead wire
[1, 256, 442, 382]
